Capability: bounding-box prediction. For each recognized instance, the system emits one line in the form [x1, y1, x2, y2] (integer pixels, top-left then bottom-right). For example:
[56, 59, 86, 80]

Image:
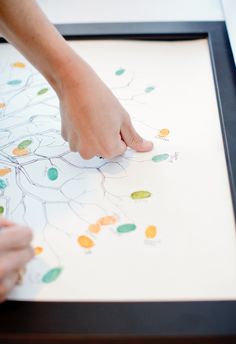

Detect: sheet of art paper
[0, 39, 236, 301]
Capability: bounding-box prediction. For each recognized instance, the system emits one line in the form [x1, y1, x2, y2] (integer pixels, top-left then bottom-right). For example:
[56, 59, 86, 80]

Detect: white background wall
[37, 0, 224, 23]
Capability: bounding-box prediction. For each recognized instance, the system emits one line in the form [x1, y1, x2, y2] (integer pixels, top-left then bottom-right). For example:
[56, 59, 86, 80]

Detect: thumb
[121, 119, 153, 152]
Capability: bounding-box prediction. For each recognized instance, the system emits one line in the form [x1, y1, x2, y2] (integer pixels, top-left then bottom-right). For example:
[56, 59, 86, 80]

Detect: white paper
[0, 39, 236, 301]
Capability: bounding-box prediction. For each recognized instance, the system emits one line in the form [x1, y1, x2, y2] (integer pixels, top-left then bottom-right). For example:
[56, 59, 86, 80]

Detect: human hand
[0, 217, 34, 302]
[58, 56, 153, 159]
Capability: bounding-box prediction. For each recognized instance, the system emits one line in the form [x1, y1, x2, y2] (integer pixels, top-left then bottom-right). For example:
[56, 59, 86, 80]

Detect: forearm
[0, 0, 77, 91]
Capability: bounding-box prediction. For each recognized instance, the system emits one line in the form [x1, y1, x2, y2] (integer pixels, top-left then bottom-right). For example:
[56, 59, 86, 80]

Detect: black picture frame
[0, 21, 236, 344]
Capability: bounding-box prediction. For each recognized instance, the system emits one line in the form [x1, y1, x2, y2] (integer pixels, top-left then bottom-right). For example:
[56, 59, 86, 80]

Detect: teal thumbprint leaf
[117, 223, 136, 234]
[47, 167, 58, 181]
[145, 86, 155, 93]
[7, 79, 22, 86]
[42, 267, 62, 283]
[152, 154, 169, 162]
[0, 179, 7, 190]
[115, 68, 125, 76]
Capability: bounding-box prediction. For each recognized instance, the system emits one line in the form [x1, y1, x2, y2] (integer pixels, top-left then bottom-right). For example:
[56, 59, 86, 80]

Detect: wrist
[47, 47, 86, 97]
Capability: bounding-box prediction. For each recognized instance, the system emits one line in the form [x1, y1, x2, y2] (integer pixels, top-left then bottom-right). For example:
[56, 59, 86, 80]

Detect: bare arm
[0, 0, 75, 89]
